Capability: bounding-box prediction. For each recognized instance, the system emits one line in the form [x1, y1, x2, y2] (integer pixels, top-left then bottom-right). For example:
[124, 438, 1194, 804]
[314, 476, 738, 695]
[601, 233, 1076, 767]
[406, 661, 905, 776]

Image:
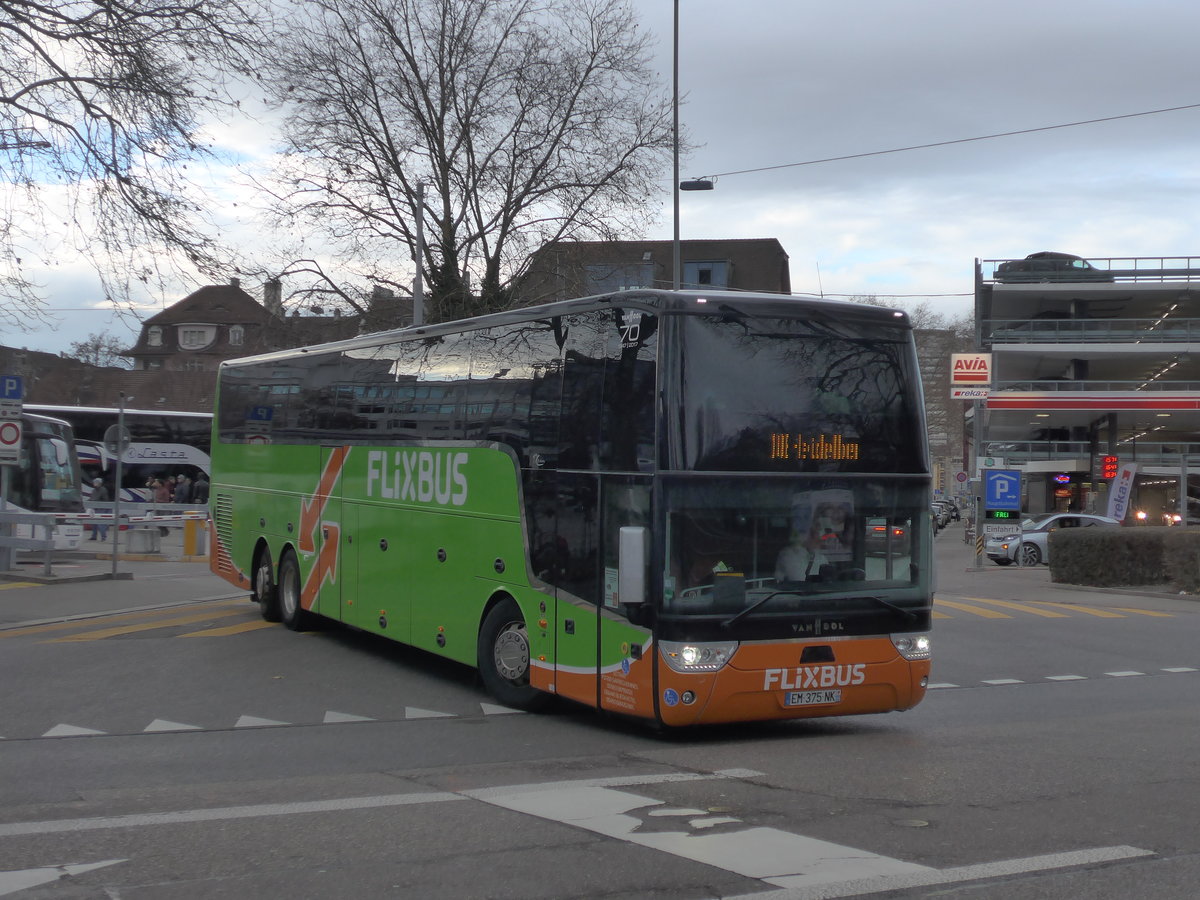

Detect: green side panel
[214, 440, 550, 669]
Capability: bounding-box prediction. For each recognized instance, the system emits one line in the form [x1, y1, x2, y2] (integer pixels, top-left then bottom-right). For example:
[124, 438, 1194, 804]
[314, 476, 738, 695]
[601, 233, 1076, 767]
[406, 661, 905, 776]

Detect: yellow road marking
[46, 608, 248, 642]
[934, 599, 1011, 619]
[1028, 601, 1125, 618]
[177, 620, 276, 637]
[1, 600, 245, 638]
[1110, 606, 1175, 618]
[961, 596, 1068, 618]
[932, 610, 952, 619]
[0, 582, 41, 590]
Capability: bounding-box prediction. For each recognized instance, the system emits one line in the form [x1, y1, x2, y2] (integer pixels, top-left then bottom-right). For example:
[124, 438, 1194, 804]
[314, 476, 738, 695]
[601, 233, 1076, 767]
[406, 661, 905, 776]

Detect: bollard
[183, 517, 208, 557]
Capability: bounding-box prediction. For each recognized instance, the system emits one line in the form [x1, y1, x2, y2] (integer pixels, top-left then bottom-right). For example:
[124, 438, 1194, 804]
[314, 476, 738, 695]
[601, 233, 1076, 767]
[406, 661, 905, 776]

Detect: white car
[985, 512, 1122, 566]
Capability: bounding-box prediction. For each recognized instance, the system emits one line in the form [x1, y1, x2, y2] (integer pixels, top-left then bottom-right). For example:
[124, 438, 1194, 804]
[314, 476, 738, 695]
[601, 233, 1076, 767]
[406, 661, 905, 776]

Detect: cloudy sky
[13, 0, 1200, 356]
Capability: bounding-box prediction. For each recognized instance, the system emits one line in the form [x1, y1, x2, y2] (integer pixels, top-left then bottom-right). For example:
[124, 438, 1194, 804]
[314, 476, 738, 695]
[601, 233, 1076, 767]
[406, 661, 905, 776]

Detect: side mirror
[618, 526, 648, 605]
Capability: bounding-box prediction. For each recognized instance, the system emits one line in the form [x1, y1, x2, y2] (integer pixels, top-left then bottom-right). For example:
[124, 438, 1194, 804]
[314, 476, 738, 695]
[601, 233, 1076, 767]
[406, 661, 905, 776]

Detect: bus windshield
[669, 311, 924, 472]
[663, 477, 928, 620]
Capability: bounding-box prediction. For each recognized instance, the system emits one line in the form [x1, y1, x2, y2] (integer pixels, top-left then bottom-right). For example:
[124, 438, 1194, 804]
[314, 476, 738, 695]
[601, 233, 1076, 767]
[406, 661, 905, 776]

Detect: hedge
[1049, 526, 1200, 591]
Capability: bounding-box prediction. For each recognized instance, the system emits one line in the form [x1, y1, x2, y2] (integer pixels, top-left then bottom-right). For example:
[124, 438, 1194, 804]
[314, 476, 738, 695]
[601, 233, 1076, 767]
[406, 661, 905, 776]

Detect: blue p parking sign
[985, 470, 1022, 511]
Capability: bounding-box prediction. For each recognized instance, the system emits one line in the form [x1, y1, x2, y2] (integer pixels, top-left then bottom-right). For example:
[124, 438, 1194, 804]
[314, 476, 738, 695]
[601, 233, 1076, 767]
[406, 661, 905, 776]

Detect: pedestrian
[192, 473, 210, 504]
[148, 478, 171, 535]
[89, 478, 110, 541]
[153, 477, 172, 504]
[174, 474, 192, 504]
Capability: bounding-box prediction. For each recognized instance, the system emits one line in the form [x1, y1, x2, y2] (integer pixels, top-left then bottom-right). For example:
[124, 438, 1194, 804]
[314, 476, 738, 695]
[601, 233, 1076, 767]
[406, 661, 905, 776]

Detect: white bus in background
[24, 404, 211, 502]
[1, 412, 85, 551]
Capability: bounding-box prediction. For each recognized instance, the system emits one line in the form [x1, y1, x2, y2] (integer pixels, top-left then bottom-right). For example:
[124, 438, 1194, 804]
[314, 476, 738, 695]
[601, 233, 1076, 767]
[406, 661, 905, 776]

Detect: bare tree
[66, 332, 132, 368]
[262, 0, 674, 324]
[0, 0, 270, 330]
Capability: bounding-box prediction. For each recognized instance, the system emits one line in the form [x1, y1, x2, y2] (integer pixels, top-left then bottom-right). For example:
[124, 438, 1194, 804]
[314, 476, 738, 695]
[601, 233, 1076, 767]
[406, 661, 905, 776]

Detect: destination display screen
[671, 313, 923, 473]
[769, 432, 861, 463]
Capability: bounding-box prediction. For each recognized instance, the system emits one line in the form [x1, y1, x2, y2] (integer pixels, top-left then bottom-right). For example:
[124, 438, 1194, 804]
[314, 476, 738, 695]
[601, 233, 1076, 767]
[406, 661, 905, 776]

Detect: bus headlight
[892, 633, 931, 661]
[660, 640, 738, 673]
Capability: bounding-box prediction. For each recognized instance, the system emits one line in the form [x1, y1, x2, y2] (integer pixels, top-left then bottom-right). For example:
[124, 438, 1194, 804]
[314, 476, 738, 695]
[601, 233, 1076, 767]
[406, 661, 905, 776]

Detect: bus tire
[253, 548, 281, 622]
[477, 598, 549, 712]
[278, 550, 312, 632]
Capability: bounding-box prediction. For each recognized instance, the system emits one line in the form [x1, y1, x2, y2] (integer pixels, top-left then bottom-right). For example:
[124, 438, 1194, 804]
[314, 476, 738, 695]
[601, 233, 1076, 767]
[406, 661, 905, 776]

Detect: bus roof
[217, 288, 913, 370]
[24, 404, 212, 420]
[21, 411, 74, 432]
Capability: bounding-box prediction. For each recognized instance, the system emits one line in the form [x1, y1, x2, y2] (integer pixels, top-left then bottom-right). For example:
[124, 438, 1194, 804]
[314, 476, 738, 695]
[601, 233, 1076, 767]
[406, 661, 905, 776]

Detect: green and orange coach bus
[209, 289, 933, 726]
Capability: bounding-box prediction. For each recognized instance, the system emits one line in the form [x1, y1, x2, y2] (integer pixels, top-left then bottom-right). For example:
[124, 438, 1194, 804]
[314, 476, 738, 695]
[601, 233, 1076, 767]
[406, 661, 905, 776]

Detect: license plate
[784, 689, 841, 706]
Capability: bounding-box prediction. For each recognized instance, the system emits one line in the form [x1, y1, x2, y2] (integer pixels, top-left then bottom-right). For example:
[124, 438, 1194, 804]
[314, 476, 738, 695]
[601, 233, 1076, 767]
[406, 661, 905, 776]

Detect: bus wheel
[478, 599, 549, 711]
[253, 550, 281, 622]
[278, 551, 311, 632]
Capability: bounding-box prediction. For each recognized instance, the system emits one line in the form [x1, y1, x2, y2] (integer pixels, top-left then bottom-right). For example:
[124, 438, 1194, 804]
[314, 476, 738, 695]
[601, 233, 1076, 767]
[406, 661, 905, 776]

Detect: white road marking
[322, 710, 373, 723]
[726, 845, 1155, 899]
[42, 724, 105, 737]
[469, 783, 933, 888]
[1046, 675, 1086, 681]
[0, 793, 463, 838]
[0, 860, 126, 896]
[234, 715, 289, 727]
[1105, 671, 1145, 678]
[981, 679, 1023, 685]
[404, 706, 454, 719]
[0, 769, 1155, 897]
[1162, 667, 1197, 673]
[480, 702, 525, 715]
[144, 719, 201, 732]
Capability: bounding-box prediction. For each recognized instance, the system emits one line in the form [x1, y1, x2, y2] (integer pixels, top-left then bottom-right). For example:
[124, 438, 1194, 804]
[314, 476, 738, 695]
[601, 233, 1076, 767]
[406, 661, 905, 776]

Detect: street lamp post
[671, 0, 714, 291]
[672, 0, 681, 290]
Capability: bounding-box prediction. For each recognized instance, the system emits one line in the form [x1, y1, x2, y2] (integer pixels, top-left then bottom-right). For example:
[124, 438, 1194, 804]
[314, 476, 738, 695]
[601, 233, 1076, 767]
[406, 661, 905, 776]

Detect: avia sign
[950, 353, 992, 399]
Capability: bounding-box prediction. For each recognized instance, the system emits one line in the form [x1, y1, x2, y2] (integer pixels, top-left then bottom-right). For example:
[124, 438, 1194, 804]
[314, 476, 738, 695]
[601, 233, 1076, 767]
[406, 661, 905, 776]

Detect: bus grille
[212, 493, 235, 575]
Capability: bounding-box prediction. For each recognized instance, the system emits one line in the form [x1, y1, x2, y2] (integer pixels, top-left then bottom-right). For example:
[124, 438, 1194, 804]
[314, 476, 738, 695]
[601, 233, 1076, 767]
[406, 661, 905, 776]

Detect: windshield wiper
[721, 592, 918, 629]
[843, 595, 919, 623]
[721, 590, 802, 629]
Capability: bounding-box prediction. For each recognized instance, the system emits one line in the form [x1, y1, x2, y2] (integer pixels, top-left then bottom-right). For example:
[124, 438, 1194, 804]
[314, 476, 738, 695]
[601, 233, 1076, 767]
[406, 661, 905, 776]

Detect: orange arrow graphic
[298, 447, 350, 611]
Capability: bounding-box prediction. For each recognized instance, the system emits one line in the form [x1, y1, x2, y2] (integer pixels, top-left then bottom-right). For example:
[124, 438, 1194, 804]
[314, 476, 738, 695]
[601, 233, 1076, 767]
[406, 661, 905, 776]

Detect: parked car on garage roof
[994, 251, 1114, 284]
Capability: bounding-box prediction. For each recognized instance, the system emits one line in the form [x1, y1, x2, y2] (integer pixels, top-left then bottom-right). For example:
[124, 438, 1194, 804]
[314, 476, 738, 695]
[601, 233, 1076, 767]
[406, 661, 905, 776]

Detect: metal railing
[1, 504, 210, 577]
[985, 317, 1200, 344]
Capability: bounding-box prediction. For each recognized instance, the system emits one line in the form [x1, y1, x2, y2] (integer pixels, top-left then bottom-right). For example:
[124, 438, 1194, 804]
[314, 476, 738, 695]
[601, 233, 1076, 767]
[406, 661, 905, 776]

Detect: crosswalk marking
[1, 599, 244, 639]
[960, 596, 1069, 617]
[45, 608, 247, 642]
[177, 620, 275, 637]
[934, 598, 1010, 618]
[1112, 606, 1175, 618]
[1028, 600, 1124, 618]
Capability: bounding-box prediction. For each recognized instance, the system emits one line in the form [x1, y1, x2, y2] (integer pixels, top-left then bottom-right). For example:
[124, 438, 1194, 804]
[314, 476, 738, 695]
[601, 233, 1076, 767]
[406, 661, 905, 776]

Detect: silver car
[985, 512, 1122, 566]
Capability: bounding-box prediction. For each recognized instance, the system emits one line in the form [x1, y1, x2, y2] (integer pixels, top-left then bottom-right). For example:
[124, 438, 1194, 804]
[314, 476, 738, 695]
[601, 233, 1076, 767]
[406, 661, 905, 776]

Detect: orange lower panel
[658, 641, 930, 727]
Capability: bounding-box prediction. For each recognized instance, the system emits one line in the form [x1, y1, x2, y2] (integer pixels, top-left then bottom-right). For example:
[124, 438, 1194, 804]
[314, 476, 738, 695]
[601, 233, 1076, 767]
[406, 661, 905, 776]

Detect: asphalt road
[1, 525, 1198, 898]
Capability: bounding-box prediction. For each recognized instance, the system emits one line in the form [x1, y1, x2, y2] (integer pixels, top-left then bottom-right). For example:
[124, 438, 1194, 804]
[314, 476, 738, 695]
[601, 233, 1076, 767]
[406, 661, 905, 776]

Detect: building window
[185, 360, 206, 372]
[229, 325, 244, 346]
[147, 326, 163, 347]
[683, 260, 728, 289]
[178, 325, 216, 349]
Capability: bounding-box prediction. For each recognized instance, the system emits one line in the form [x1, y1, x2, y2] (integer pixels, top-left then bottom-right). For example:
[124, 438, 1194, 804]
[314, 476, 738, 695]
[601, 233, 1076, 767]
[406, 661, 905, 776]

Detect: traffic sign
[0, 417, 22, 465]
[0, 374, 22, 419]
[984, 469, 1022, 511]
[955, 471, 968, 483]
[103, 424, 131, 457]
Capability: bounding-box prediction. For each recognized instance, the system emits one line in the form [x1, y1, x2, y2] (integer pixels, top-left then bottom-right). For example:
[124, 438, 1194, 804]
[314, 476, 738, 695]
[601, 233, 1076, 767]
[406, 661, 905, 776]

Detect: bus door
[304, 444, 348, 622]
[597, 479, 655, 718]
